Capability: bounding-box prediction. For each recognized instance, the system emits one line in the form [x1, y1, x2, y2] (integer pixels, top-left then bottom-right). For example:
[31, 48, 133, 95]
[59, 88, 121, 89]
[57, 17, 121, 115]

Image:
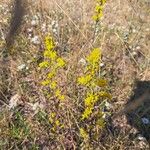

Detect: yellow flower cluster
[77, 48, 111, 139]
[39, 35, 66, 101]
[80, 128, 89, 140]
[49, 112, 64, 132]
[78, 48, 101, 86]
[93, 0, 107, 22]
[78, 75, 92, 86]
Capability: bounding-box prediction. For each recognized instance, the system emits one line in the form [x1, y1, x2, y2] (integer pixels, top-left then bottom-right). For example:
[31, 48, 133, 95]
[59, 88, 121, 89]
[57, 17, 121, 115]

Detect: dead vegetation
[0, 0, 150, 149]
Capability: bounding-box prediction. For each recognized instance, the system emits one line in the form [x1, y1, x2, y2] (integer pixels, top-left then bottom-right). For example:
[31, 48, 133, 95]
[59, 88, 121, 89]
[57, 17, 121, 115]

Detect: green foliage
[9, 111, 31, 140]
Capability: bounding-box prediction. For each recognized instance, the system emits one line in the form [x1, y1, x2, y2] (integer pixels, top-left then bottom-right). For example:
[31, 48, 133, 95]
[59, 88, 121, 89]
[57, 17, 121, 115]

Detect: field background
[0, 0, 150, 149]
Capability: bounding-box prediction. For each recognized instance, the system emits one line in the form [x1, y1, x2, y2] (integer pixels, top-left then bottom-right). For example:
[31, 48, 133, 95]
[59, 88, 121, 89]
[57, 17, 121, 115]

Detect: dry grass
[0, 0, 150, 149]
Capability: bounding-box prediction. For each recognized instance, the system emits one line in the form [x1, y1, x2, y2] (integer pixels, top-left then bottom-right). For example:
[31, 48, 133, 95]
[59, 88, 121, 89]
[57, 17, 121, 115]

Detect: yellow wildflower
[86, 48, 101, 65]
[41, 80, 50, 86]
[47, 71, 56, 79]
[49, 112, 56, 123]
[44, 50, 57, 60]
[56, 58, 66, 67]
[93, 0, 107, 21]
[95, 78, 108, 87]
[55, 89, 65, 100]
[45, 36, 55, 51]
[39, 61, 49, 68]
[58, 95, 65, 101]
[84, 93, 98, 107]
[50, 81, 57, 89]
[55, 89, 61, 97]
[96, 118, 106, 128]
[95, 5, 103, 13]
[98, 91, 112, 99]
[55, 120, 60, 126]
[80, 128, 89, 139]
[77, 74, 92, 85]
[81, 107, 93, 120]
[93, 13, 103, 21]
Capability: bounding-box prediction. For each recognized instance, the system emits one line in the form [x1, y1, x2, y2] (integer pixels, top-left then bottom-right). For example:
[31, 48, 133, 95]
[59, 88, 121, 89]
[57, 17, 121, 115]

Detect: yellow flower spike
[95, 5, 103, 13]
[96, 0, 106, 5]
[98, 91, 112, 99]
[39, 61, 49, 68]
[95, 78, 108, 87]
[96, 118, 106, 129]
[77, 74, 92, 85]
[55, 120, 60, 126]
[59, 95, 65, 101]
[45, 36, 55, 51]
[44, 50, 57, 60]
[81, 107, 93, 120]
[51, 112, 56, 118]
[47, 71, 56, 79]
[84, 93, 98, 107]
[41, 80, 50, 86]
[79, 128, 89, 139]
[55, 89, 60, 96]
[86, 48, 101, 65]
[93, 0, 107, 21]
[50, 81, 57, 89]
[56, 58, 66, 67]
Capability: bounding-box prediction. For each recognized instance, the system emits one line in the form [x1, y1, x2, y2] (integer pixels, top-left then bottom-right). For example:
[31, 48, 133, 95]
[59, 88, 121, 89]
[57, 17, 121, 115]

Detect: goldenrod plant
[39, 36, 66, 135]
[93, 0, 107, 22]
[77, 48, 111, 145]
[39, 36, 66, 101]
[0, 0, 149, 149]
[38, 0, 110, 148]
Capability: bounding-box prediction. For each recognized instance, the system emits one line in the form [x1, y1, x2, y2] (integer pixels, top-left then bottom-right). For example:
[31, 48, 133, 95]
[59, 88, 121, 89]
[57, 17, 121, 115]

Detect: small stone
[79, 58, 86, 65]
[100, 63, 104, 67]
[27, 28, 33, 33]
[132, 29, 136, 33]
[29, 102, 44, 114]
[105, 101, 112, 109]
[136, 46, 141, 50]
[141, 117, 149, 124]
[17, 64, 26, 71]
[31, 20, 38, 26]
[145, 28, 150, 32]
[51, 20, 56, 26]
[9, 94, 21, 109]
[31, 36, 40, 45]
[132, 51, 137, 56]
[137, 134, 146, 141]
[52, 28, 57, 34]
[41, 23, 46, 32]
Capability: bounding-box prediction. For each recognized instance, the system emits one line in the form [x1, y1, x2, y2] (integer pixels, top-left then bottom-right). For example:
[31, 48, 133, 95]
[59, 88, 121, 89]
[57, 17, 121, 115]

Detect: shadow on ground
[99, 81, 150, 149]
[125, 81, 150, 142]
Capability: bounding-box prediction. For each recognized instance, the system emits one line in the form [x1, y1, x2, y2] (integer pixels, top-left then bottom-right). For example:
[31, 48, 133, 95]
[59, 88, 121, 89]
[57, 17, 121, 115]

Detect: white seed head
[17, 64, 26, 71]
[31, 36, 40, 45]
